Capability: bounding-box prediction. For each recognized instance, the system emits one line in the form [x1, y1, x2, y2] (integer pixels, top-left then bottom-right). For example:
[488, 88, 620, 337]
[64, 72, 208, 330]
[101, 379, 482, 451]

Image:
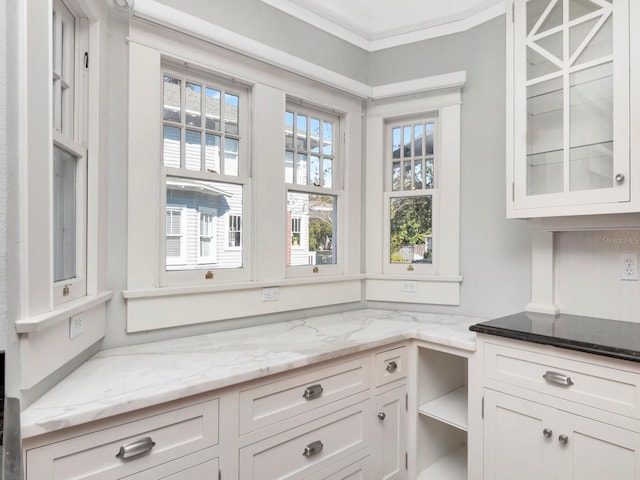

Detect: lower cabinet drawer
[375, 346, 408, 387]
[239, 356, 370, 435]
[26, 397, 219, 480]
[123, 447, 218, 480]
[239, 400, 371, 480]
[307, 455, 370, 480]
[484, 342, 640, 417]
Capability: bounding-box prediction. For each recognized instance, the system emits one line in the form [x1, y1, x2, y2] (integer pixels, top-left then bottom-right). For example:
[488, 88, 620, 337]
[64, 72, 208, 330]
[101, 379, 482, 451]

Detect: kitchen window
[52, 0, 88, 304]
[160, 66, 249, 280]
[385, 118, 437, 274]
[285, 104, 342, 273]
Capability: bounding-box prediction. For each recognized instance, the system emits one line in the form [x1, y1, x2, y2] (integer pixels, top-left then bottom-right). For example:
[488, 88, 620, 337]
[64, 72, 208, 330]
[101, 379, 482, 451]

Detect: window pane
[414, 161, 423, 190]
[296, 153, 308, 185]
[163, 76, 181, 123]
[205, 87, 221, 131]
[425, 159, 434, 189]
[425, 123, 434, 155]
[166, 177, 243, 270]
[285, 151, 294, 183]
[287, 192, 336, 266]
[224, 93, 239, 135]
[403, 161, 412, 190]
[163, 125, 181, 168]
[296, 115, 308, 150]
[322, 121, 333, 155]
[310, 118, 321, 153]
[185, 130, 201, 171]
[53, 145, 77, 282]
[185, 82, 202, 127]
[414, 125, 423, 156]
[310, 155, 320, 186]
[285, 111, 294, 148]
[390, 195, 433, 264]
[392, 127, 401, 159]
[392, 161, 401, 191]
[323, 158, 333, 189]
[403, 126, 411, 157]
[205, 134, 220, 173]
[224, 138, 239, 176]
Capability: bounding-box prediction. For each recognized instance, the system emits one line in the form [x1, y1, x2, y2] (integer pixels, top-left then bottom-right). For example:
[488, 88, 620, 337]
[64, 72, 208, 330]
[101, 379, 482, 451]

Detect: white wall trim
[258, 0, 505, 51]
[371, 71, 467, 101]
[133, 0, 469, 101]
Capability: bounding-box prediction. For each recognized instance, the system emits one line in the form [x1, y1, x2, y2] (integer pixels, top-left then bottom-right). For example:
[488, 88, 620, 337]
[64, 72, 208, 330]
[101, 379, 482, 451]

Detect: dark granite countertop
[470, 312, 640, 363]
[3, 397, 22, 480]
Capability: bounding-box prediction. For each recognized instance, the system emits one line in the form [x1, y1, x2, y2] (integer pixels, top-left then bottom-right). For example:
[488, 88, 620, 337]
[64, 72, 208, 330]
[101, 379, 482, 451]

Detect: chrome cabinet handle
[116, 437, 156, 459]
[302, 440, 323, 457]
[558, 434, 569, 445]
[302, 384, 324, 400]
[378, 412, 386, 421]
[543, 428, 552, 438]
[615, 173, 625, 183]
[386, 361, 398, 373]
[543, 371, 574, 387]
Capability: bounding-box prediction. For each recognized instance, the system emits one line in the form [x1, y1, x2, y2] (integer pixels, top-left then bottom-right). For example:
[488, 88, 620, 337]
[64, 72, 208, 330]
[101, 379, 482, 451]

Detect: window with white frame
[285, 104, 340, 270]
[385, 117, 438, 273]
[162, 66, 247, 273]
[227, 214, 242, 248]
[52, 0, 88, 304]
[165, 207, 186, 265]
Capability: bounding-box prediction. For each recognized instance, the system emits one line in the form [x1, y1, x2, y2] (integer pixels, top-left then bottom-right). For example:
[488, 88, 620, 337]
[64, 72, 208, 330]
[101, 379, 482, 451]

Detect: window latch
[84, 52, 89, 70]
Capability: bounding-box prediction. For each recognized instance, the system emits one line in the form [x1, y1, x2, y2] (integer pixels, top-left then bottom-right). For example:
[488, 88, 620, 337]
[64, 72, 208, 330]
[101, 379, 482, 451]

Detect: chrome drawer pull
[543, 428, 552, 438]
[303, 440, 323, 457]
[116, 436, 156, 460]
[386, 361, 398, 373]
[543, 371, 574, 387]
[302, 384, 324, 400]
[558, 434, 569, 445]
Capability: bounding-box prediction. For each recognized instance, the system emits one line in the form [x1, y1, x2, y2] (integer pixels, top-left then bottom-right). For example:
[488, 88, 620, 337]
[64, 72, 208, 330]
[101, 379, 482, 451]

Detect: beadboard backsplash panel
[555, 230, 640, 322]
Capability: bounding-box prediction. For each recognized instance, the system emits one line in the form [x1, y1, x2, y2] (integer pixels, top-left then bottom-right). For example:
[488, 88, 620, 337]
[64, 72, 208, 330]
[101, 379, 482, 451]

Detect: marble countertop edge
[20, 309, 480, 439]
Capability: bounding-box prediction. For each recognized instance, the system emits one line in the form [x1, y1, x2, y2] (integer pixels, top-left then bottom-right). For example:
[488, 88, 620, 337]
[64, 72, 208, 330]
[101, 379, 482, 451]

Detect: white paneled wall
[555, 230, 640, 322]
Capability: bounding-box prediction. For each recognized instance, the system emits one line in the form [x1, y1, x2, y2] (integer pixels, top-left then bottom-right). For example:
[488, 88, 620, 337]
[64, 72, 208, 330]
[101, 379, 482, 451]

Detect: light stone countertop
[21, 309, 481, 438]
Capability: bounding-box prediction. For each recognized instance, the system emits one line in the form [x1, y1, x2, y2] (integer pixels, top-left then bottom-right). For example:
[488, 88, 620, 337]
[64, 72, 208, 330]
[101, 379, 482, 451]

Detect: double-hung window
[161, 66, 249, 280]
[285, 103, 342, 273]
[52, 0, 88, 304]
[385, 117, 438, 274]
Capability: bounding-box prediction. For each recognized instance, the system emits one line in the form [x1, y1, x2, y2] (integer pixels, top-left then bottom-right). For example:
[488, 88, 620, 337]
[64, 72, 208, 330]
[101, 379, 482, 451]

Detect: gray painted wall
[155, 0, 371, 85]
[368, 16, 532, 319]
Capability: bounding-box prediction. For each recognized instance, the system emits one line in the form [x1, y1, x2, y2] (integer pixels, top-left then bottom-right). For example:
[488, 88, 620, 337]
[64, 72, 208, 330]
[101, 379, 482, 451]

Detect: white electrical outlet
[69, 314, 84, 339]
[262, 287, 280, 302]
[400, 281, 417, 293]
[620, 253, 639, 281]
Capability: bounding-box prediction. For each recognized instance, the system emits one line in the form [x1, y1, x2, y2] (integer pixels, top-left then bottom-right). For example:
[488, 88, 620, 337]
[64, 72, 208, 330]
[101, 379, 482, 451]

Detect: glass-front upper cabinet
[507, 0, 633, 217]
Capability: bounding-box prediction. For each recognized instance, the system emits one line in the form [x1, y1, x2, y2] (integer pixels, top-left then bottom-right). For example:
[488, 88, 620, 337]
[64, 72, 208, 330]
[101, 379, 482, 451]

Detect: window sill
[15, 291, 114, 334]
[122, 274, 365, 300]
[366, 274, 462, 283]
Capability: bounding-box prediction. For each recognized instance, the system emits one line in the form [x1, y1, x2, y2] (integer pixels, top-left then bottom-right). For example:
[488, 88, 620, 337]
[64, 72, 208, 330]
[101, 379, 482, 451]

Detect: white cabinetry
[415, 345, 469, 480]
[25, 396, 220, 480]
[506, 0, 640, 217]
[484, 390, 640, 480]
[471, 335, 640, 480]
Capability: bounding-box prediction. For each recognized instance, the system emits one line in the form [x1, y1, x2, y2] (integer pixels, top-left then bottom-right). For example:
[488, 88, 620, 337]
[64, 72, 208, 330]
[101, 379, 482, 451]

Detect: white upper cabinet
[507, 0, 639, 218]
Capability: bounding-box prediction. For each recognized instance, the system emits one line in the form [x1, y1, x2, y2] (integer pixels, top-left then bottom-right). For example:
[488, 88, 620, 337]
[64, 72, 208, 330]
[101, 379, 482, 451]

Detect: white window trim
[285, 100, 343, 278]
[365, 85, 463, 305]
[126, 19, 364, 332]
[197, 207, 217, 264]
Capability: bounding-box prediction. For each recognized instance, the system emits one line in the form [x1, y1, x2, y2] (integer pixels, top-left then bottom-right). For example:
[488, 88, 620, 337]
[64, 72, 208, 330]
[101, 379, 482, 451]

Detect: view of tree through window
[285, 105, 339, 268]
[389, 120, 435, 265]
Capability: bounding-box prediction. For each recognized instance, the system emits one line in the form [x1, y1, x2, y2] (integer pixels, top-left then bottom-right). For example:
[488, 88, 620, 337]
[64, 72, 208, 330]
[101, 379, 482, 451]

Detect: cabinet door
[508, 0, 630, 216]
[375, 385, 407, 480]
[483, 390, 556, 480]
[556, 411, 640, 480]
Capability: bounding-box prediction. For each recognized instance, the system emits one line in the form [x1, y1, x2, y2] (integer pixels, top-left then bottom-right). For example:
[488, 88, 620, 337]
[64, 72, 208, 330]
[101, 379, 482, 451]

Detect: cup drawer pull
[386, 361, 398, 373]
[302, 440, 323, 457]
[116, 436, 156, 460]
[543, 371, 574, 387]
[302, 384, 324, 400]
